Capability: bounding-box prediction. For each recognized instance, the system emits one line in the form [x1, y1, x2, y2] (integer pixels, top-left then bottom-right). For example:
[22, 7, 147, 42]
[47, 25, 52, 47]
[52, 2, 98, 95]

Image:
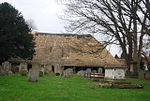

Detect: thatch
[31, 32, 125, 68]
[116, 59, 127, 67]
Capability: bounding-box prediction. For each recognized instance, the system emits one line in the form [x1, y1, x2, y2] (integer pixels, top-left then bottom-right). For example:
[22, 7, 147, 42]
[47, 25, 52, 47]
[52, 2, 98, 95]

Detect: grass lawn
[0, 75, 150, 101]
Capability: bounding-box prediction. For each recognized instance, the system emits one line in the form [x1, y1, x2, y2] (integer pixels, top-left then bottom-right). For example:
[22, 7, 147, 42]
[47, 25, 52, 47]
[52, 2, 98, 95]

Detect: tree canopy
[61, 0, 150, 74]
[0, 2, 35, 63]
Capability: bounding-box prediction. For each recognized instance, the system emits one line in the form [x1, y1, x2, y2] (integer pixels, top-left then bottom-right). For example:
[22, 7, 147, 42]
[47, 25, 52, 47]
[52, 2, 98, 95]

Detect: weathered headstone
[77, 70, 86, 77]
[98, 68, 103, 73]
[0, 65, 4, 76]
[11, 65, 19, 73]
[63, 68, 73, 78]
[28, 63, 40, 82]
[54, 64, 63, 76]
[44, 64, 52, 75]
[0, 61, 12, 76]
[85, 68, 91, 78]
[86, 68, 91, 73]
[28, 68, 39, 82]
[39, 67, 44, 77]
[19, 63, 28, 76]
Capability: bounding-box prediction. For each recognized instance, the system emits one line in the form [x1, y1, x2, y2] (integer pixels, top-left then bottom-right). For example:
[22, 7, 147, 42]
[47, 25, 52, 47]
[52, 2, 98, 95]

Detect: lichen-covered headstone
[0, 61, 12, 76]
[63, 68, 73, 78]
[11, 65, 19, 73]
[77, 70, 86, 77]
[28, 63, 40, 82]
[44, 64, 52, 75]
[19, 63, 28, 76]
[28, 68, 39, 82]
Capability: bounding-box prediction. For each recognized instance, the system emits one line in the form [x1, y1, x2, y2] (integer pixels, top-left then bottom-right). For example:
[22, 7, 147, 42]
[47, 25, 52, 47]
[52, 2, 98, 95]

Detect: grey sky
[0, 0, 65, 33]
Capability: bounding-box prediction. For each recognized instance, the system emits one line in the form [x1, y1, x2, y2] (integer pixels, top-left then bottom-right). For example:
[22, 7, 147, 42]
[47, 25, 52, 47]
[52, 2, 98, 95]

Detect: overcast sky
[0, 0, 65, 33]
[0, 0, 120, 56]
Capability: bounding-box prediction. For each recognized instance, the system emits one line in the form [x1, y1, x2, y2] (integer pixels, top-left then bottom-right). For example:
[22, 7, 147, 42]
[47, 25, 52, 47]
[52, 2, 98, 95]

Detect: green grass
[127, 78, 150, 89]
[0, 75, 150, 101]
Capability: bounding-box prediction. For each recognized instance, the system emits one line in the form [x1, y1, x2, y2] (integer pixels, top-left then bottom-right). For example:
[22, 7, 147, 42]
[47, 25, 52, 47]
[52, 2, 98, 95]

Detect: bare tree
[60, 0, 150, 75]
[26, 19, 37, 31]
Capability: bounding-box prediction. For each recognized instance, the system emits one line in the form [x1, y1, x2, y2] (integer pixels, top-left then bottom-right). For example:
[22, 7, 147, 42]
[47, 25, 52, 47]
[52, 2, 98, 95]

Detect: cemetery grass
[0, 75, 150, 101]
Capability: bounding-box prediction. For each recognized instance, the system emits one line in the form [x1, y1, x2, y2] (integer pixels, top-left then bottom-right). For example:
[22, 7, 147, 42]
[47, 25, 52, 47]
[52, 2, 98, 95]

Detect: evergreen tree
[0, 2, 35, 63]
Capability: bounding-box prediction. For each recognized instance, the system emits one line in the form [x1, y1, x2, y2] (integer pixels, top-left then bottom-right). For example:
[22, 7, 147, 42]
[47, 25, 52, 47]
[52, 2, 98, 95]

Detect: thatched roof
[116, 59, 127, 67]
[31, 32, 125, 68]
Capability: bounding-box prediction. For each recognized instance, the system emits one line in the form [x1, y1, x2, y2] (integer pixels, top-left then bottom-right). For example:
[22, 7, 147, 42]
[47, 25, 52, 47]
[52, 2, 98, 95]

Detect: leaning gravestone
[63, 68, 73, 78]
[19, 63, 28, 76]
[0, 61, 12, 76]
[28, 63, 40, 82]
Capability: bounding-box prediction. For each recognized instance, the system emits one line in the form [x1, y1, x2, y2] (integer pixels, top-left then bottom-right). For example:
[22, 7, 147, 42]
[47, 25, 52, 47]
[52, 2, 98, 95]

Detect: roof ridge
[32, 32, 92, 37]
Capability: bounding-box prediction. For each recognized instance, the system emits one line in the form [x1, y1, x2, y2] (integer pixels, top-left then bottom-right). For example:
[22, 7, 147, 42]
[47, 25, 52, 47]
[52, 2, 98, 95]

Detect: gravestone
[19, 63, 28, 76]
[98, 68, 103, 73]
[28, 68, 39, 82]
[77, 70, 86, 77]
[54, 64, 63, 75]
[86, 68, 91, 73]
[44, 64, 52, 75]
[28, 63, 40, 82]
[39, 67, 44, 77]
[0, 61, 12, 76]
[11, 64, 19, 73]
[0, 65, 4, 76]
[85, 68, 91, 78]
[63, 68, 73, 78]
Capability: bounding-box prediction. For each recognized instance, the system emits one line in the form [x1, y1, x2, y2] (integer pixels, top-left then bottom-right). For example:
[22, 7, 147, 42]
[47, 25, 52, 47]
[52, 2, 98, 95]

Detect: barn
[10, 32, 126, 79]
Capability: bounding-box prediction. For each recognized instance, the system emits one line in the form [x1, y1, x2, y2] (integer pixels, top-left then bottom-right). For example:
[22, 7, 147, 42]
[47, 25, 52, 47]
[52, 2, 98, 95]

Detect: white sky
[0, 0, 120, 56]
[0, 0, 65, 33]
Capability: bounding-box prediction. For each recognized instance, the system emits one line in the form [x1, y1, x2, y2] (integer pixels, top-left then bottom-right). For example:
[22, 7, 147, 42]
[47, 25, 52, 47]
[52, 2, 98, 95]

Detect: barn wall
[105, 68, 125, 79]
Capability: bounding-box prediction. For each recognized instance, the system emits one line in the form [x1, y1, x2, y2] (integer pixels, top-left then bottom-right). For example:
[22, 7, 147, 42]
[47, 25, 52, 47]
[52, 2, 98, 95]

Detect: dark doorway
[52, 65, 55, 72]
[27, 64, 32, 71]
[102, 67, 105, 73]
